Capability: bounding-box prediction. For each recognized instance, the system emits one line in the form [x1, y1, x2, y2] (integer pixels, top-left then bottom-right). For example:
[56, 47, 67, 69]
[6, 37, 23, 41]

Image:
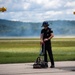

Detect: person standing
[40, 21, 55, 68]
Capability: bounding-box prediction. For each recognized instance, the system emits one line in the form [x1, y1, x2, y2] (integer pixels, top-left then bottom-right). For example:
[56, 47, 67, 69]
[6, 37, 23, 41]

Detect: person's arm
[40, 33, 44, 44]
[48, 33, 54, 40]
[44, 33, 54, 41]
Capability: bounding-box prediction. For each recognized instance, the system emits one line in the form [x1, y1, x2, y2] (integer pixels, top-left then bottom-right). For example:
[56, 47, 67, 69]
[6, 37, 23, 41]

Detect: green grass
[0, 38, 75, 64]
[0, 52, 38, 64]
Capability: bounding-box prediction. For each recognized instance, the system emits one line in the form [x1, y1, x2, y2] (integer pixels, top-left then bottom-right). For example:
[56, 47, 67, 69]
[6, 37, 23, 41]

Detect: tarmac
[0, 61, 75, 75]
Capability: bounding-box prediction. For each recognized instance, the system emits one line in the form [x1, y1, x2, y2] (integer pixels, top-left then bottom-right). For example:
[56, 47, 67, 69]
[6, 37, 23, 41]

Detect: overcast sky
[0, 0, 75, 22]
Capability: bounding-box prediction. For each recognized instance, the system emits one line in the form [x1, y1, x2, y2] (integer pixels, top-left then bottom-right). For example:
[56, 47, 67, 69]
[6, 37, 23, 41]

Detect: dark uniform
[41, 26, 54, 67]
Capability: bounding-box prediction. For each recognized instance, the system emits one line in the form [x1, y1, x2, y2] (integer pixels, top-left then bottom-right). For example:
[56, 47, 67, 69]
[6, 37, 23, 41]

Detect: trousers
[43, 41, 54, 66]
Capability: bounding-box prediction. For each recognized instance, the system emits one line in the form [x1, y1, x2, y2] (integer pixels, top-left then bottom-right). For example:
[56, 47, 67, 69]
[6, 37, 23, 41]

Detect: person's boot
[45, 63, 48, 68]
[50, 65, 55, 68]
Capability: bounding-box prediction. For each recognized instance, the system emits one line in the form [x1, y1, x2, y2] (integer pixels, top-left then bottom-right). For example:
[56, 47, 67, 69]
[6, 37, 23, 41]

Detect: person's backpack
[33, 56, 47, 68]
[33, 43, 48, 68]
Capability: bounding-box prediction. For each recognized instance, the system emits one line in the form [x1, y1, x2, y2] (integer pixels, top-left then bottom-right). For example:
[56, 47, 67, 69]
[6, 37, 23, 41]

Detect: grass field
[0, 38, 75, 64]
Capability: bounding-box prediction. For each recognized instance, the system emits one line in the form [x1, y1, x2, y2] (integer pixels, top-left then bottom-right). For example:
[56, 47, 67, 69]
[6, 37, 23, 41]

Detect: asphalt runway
[0, 61, 75, 75]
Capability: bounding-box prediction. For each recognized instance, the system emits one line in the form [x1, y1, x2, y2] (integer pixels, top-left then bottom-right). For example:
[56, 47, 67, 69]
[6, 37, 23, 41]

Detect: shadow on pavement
[55, 66, 75, 72]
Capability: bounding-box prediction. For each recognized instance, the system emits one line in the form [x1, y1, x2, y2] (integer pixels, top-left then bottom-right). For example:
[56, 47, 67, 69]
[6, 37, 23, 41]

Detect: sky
[0, 0, 75, 22]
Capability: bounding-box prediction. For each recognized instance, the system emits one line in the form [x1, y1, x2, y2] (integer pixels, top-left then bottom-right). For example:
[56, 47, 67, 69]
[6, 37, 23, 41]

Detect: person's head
[42, 21, 49, 29]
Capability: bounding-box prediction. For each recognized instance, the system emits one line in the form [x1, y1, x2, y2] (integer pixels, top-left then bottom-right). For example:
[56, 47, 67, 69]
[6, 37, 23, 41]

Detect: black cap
[42, 21, 49, 27]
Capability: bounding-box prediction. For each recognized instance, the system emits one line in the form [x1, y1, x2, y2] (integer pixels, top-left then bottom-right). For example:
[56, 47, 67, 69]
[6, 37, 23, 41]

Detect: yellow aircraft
[0, 7, 7, 12]
[73, 11, 75, 15]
